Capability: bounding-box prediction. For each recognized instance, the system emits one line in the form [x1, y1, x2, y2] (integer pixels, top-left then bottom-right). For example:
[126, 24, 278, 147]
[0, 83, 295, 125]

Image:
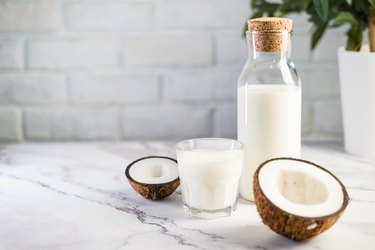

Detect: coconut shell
[253, 157, 350, 241]
[125, 156, 180, 201]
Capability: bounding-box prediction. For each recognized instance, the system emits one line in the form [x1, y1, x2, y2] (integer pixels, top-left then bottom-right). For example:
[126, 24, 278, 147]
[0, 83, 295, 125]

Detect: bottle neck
[246, 30, 292, 62]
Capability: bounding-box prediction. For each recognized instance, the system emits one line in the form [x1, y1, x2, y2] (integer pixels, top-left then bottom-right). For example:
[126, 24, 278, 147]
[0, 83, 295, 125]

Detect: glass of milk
[176, 138, 244, 219]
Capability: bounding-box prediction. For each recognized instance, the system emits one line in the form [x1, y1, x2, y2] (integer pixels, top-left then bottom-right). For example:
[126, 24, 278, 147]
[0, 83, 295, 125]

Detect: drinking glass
[176, 138, 244, 219]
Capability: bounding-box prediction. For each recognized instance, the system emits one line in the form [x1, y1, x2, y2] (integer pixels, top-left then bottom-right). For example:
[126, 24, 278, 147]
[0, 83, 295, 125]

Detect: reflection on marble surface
[0, 142, 374, 250]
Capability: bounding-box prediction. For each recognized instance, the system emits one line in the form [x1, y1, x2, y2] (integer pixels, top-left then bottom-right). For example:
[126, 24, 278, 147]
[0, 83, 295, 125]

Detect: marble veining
[0, 142, 374, 250]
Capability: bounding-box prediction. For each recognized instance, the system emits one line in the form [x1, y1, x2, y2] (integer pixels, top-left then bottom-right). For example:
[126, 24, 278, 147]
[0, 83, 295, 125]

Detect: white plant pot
[338, 46, 375, 159]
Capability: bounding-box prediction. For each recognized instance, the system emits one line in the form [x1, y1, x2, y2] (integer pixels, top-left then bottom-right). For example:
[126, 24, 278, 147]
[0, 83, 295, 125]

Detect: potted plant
[248, 0, 375, 159]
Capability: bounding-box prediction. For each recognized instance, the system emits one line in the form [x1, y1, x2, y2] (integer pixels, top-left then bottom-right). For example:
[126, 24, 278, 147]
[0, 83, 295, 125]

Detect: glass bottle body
[237, 31, 301, 201]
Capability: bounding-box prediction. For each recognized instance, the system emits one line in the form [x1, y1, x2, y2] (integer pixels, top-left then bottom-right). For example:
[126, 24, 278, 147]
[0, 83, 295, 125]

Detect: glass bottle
[237, 18, 301, 201]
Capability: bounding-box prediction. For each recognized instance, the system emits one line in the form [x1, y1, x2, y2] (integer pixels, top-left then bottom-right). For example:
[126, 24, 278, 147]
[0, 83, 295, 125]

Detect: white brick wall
[0, 0, 345, 141]
[27, 39, 122, 69]
[25, 108, 119, 140]
[0, 39, 23, 69]
[313, 99, 343, 136]
[300, 65, 340, 99]
[123, 35, 213, 66]
[216, 34, 247, 65]
[157, 0, 249, 29]
[0, 73, 66, 104]
[302, 102, 313, 134]
[0, 0, 61, 32]
[214, 104, 236, 138]
[122, 105, 212, 139]
[165, 68, 239, 101]
[0, 107, 22, 141]
[69, 73, 160, 104]
[64, 2, 153, 31]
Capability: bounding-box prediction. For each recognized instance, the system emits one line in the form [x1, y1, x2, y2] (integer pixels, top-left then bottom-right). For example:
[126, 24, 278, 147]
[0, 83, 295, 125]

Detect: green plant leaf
[311, 22, 328, 50]
[346, 24, 363, 51]
[330, 0, 345, 7]
[354, 0, 370, 16]
[313, 0, 329, 21]
[278, 0, 305, 12]
[256, 3, 280, 15]
[330, 12, 358, 27]
[251, 0, 258, 9]
[247, 0, 368, 51]
[303, 0, 313, 11]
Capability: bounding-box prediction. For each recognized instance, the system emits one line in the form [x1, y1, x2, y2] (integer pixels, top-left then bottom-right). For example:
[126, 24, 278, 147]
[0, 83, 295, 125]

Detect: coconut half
[125, 156, 180, 200]
[253, 157, 349, 241]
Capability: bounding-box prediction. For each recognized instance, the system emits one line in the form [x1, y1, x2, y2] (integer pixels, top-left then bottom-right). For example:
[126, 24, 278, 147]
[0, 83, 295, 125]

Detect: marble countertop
[0, 142, 374, 250]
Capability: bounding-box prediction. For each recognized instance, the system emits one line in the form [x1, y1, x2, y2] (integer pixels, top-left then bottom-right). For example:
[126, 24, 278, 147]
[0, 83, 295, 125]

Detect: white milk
[238, 84, 301, 200]
[177, 149, 243, 210]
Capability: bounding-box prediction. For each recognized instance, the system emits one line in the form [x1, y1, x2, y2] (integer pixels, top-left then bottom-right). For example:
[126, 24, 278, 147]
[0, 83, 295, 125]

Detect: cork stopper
[248, 17, 293, 32]
[247, 17, 293, 52]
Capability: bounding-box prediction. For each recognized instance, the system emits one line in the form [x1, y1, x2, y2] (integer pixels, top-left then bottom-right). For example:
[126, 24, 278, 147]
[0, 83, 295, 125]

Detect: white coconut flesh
[129, 157, 178, 184]
[258, 159, 344, 218]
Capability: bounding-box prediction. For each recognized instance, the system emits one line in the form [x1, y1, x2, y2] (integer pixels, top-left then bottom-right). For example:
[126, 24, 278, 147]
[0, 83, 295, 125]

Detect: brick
[313, 99, 343, 135]
[302, 101, 312, 135]
[25, 108, 119, 140]
[287, 13, 311, 32]
[0, 39, 23, 69]
[312, 28, 346, 62]
[69, 73, 160, 104]
[27, 39, 122, 69]
[0, 73, 66, 104]
[165, 68, 240, 101]
[292, 33, 311, 63]
[214, 103, 236, 139]
[0, 107, 22, 141]
[270, 14, 312, 63]
[299, 65, 340, 99]
[123, 36, 213, 66]
[158, 0, 249, 29]
[122, 105, 212, 139]
[64, 2, 153, 31]
[0, 0, 60, 32]
[285, 15, 318, 65]
[216, 34, 247, 65]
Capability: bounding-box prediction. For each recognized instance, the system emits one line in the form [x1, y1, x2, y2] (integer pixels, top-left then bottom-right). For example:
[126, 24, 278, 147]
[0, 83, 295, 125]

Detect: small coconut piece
[253, 157, 350, 241]
[125, 156, 179, 200]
